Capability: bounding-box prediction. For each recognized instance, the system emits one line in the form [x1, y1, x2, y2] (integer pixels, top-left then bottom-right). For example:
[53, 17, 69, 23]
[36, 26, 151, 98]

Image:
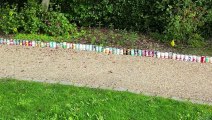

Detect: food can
[85, 44, 88, 51]
[109, 47, 113, 54]
[49, 42, 53, 48]
[156, 51, 160, 58]
[188, 55, 193, 62]
[105, 47, 109, 54]
[72, 43, 76, 49]
[180, 54, 185, 61]
[205, 56, 210, 63]
[22, 40, 26, 46]
[168, 52, 172, 59]
[9, 39, 14, 45]
[41, 42, 44, 48]
[145, 50, 149, 57]
[0, 38, 2, 44]
[146, 50, 152, 57]
[192, 55, 197, 62]
[26, 40, 29, 46]
[131, 49, 135, 56]
[112, 48, 117, 54]
[32, 41, 36, 47]
[29, 41, 32, 46]
[62, 42, 67, 49]
[123, 48, 127, 55]
[120, 49, 124, 55]
[164, 52, 169, 59]
[47, 42, 50, 47]
[38, 41, 41, 47]
[13, 39, 16, 45]
[7, 39, 10, 45]
[3, 39, 7, 44]
[66, 42, 70, 49]
[201, 56, 205, 63]
[138, 50, 142, 56]
[127, 49, 131, 55]
[176, 54, 180, 60]
[184, 55, 189, 61]
[172, 53, 176, 59]
[197, 56, 201, 63]
[78, 44, 82, 50]
[161, 52, 165, 58]
[153, 51, 157, 58]
[99, 46, 103, 52]
[116, 48, 120, 55]
[134, 49, 138, 56]
[142, 50, 146, 56]
[210, 57, 212, 63]
[88, 45, 92, 51]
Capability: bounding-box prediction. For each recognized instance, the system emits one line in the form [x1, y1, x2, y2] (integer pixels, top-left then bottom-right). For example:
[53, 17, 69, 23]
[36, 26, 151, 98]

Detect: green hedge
[1, 0, 212, 47]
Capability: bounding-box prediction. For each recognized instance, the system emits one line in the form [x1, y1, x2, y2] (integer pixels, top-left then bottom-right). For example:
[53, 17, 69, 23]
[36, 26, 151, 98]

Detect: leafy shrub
[40, 11, 77, 36]
[164, 0, 207, 47]
[0, 4, 20, 34]
[19, 2, 42, 33]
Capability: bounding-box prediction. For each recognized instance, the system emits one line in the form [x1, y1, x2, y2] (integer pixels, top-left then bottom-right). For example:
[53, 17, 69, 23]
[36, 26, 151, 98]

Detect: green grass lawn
[0, 79, 211, 120]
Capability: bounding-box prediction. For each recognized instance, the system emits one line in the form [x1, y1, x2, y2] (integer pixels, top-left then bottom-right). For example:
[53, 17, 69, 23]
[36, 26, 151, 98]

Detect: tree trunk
[41, 0, 50, 12]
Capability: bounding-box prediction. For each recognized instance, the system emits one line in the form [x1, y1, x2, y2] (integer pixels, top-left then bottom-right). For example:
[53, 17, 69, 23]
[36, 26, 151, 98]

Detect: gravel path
[0, 45, 212, 104]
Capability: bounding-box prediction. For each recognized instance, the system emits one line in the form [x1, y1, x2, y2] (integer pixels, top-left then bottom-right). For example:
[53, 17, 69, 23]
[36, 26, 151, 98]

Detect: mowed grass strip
[0, 79, 211, 120]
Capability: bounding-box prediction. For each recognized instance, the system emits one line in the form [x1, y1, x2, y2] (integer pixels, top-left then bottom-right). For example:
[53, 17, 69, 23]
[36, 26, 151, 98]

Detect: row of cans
[1, 38, 212, 63]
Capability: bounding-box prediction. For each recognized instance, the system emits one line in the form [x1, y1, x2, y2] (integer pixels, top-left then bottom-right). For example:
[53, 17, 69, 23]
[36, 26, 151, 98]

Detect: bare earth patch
[0, 45, 212, 104]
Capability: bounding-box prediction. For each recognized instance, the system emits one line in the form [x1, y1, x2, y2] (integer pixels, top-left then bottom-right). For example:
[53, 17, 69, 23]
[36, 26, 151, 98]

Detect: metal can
[138, 50, 142, 56]
[123, 48, 127, 55]
[4, 39, 7, 44]
[131, 49, 135, 56]
[134, 49, 138, 56]
[109, 47, 113, 54]
[38, 41, 41, 47]
[188, 55, 193, 62]
[127, 49, 131, 55]
[29, 41, 32, 46]
[120, 49, 124, 55]
[116, 48, 120, 55]
[184, 55, 189, 61]
[145, 50, 149, 57]
[161, 52, 165, 58]
[7, 39, 10, 45]
[153, 51, 157, 58]
[210, 57, 212, 63]
[0, 38, 3, 44]
[142, 50, 146, 56]
[22, 40, 26, 46]
[147, 50, 151, 57]
[205, 56, 210, 63]
[164, 52, 169, 59]
[66, 43, 70, 49]
[105, 47, 109, 54]
[157, 51, 161, 58]
[168, 52, 172, 59]
[192, 56, 197, 62]
[112, 48, 117, 54]
[180, 54, 185, 61]
[47, 42, 50, 47]
[197, 56, 201, 63]
[41, 42, 44, 48]
[201, 56, 205, 63]
[10, 39, 14, 45]
[32, 41, 36, 47]
[62, 42, 67, 49]
[99, 46, 103, 52]
[26, 40, 29, 46]
[172, 53, 176, 59]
